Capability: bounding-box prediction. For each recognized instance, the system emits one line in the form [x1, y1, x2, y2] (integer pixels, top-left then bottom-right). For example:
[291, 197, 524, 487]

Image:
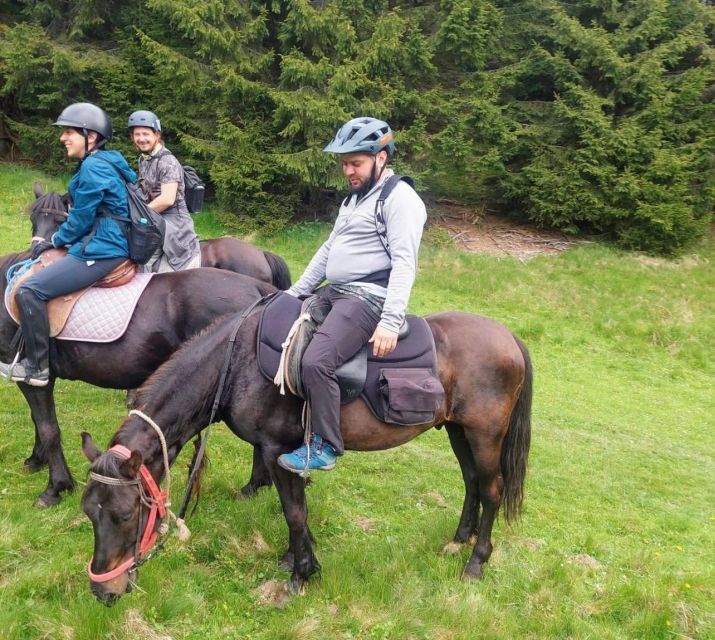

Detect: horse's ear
[120, 451, 143, 478]
[81, 432, 102, 462]
[32, 182, 45, 199]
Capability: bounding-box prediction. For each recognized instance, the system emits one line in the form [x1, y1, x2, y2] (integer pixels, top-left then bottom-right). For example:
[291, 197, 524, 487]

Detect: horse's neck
[0, 251, 27, 288]
[113, 399, 212, 481]
[112, 414, 187, 482]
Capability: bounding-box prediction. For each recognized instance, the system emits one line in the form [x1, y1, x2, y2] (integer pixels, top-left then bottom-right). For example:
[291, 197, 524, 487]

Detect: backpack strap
[374, 174, 415, 258]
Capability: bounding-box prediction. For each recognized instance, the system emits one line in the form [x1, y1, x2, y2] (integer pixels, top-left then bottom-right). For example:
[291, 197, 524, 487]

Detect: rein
[87, 410, 174, 583]
[177, 292, 278, 519]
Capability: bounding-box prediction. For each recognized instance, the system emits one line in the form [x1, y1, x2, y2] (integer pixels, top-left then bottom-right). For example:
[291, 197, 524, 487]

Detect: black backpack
[152, 149, 205, 214]
[94, 158, 166, 265]
[182, 165, 205, 213]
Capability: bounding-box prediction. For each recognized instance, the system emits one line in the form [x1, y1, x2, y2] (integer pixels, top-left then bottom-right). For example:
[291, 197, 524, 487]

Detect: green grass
[0, 163, 713, 639]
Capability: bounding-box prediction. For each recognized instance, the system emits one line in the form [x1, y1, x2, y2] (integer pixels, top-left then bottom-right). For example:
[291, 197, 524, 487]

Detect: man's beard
[347, 158, 380, 199]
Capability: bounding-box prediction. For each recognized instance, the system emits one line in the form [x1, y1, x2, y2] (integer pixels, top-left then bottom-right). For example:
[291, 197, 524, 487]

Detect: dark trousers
[16, 255, 125, 369]
[301, 286, 381, 455]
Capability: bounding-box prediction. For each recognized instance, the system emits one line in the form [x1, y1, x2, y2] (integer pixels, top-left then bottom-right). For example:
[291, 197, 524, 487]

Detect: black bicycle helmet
[323, 117, 396, 155]
[53, 102, 112, 142]
[127, 110, 161, 132]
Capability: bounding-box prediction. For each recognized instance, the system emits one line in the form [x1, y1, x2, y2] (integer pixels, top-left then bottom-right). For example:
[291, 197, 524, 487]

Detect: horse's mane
[87, 449, 125, 479]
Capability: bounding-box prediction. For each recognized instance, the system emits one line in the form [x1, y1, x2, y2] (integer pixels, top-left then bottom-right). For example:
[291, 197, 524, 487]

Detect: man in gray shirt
[128, 110, 201, 272]
[278, 117, 427, 474]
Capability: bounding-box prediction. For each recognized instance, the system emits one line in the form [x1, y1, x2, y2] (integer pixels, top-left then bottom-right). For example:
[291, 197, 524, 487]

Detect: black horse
[29, 185, 291, 289]
[81, 300, 532, 603]
[0, 252, 280, 507]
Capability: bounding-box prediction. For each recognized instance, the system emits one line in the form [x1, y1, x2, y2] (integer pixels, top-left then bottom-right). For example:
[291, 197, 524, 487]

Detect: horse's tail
[263, 250, 292, 289]
[501, 334, 533, 523]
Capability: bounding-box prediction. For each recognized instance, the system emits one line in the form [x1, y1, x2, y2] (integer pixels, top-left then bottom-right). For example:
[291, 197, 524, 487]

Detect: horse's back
[200, 237, 273, 283]
[426, 311, 526, 394]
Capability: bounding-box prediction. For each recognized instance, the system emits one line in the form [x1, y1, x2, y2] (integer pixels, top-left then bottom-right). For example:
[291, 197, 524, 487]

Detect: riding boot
[0, 288, 51, 386]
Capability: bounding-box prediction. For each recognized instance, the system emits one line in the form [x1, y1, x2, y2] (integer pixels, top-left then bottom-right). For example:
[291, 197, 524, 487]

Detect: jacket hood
[90, 149, 135, 182]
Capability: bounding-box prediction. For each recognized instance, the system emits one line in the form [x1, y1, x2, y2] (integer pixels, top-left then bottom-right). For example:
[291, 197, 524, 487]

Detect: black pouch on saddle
[378, 368, 444, 426]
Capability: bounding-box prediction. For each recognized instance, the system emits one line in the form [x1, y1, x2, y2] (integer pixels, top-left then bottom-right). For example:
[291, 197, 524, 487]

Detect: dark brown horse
[29, 185, 291, 290]
[2, 186, 289, 506]
[0, 247, 277, 507]
[81, 301, 532, 604]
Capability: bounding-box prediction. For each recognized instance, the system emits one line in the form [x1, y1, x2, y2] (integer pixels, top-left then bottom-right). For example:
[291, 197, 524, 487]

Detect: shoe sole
[11, 377, 49, 387]
[277, 458, 335, 473]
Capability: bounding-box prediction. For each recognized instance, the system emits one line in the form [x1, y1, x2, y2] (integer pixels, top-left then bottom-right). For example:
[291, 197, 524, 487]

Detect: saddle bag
[183, 165, 205, 213]
[378, 368, 444, 426]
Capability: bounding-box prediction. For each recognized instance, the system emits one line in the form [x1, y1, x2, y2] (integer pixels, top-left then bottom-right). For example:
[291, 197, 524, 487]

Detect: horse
[29, 184, 291, 290]
[81, 298, 532, 604]
[0, 246, 278, 507]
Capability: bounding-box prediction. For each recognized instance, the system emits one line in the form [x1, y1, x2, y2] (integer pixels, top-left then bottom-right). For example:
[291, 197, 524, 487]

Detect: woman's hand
[31, 240, 54, 260]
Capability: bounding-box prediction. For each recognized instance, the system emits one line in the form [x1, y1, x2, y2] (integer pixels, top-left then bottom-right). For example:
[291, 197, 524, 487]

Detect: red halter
[87, 444, 167, 583]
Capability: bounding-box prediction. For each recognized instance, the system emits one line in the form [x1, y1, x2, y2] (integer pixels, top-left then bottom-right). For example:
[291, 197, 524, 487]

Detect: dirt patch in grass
[431, 203, 581, 259]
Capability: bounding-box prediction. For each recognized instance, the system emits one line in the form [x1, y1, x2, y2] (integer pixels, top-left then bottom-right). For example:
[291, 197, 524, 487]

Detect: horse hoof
[442, 541, 464, 555]
[235, 484, 259, 500]
[288, 574, 306, 596]
[34, 494, 60, 509]
[461, 564, 484, 581]
[23, 458, 46, 474]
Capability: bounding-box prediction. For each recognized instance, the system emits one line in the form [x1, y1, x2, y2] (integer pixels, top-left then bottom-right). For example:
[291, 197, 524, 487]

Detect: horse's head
[81, 432, 166, 606]
[29, 183, 70, 244]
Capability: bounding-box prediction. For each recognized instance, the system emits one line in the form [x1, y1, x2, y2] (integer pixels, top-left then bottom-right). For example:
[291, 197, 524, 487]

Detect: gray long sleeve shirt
[288, 169, 427, 332]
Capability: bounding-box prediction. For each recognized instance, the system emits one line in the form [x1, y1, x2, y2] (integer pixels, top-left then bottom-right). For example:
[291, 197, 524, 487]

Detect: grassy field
[0, 162, 713, 639]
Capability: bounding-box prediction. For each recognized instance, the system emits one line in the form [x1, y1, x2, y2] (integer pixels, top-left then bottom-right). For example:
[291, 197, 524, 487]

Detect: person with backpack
[127, 110, 200, 272]
[0, 102, 135, 386]
[277, 117, 427, 474]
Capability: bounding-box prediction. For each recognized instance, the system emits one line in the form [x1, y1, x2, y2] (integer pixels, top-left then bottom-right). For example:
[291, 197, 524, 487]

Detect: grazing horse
[81, 301, 532, 604]
[29, 185, 291, 290]
[0, 249, 276, 507]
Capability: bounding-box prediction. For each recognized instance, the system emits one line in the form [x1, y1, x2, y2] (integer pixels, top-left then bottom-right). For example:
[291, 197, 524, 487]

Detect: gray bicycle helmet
[53, 102, 112, 142]
[127, 110, 161, 132]
[323, 117, 396, 155]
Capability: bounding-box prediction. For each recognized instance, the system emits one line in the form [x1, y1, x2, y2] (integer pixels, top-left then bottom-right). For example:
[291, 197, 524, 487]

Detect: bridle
[30, 202, 69, 245]
[87, 410, 170, 583]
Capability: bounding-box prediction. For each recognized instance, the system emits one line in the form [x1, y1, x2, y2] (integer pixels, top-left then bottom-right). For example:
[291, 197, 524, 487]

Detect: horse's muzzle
[90, 567, 136, 605]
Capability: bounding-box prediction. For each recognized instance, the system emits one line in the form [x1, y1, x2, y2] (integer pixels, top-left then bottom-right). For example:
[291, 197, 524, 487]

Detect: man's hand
[369, 325, 398, 358]
[31, 240, 54, 260]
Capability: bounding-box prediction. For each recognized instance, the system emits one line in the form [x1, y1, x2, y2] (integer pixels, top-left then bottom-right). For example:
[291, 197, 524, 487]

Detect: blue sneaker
[278, 435, 337, 474]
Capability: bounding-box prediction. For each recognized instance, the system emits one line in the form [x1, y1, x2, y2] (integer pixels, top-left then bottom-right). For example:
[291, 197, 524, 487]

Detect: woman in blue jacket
[0, 102, 135, 386]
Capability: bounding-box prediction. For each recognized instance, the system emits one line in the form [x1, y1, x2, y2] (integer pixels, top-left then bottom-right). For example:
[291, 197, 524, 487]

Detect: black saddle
[257, 293, 444, 425]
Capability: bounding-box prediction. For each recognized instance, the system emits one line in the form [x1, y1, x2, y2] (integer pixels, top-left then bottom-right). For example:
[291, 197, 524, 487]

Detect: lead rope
[128, 409, 190, 541]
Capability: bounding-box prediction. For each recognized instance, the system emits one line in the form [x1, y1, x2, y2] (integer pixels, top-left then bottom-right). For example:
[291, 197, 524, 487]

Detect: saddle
[257, 292, 444, 426]
[5, 249, 137, 336]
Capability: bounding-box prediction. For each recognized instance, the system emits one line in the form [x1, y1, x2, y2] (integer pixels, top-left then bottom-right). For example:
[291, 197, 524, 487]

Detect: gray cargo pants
[301, 285, 381, 455]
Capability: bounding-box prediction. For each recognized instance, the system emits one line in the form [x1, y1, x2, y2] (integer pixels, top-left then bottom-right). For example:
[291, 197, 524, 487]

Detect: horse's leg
[445, 422, 480, 543]
[18, 381, 75, 507]
[236, 445, 273, 498]
[461, 427, 505, 580]
[264, 447, 320, 593]
[23, 420, 46, 472]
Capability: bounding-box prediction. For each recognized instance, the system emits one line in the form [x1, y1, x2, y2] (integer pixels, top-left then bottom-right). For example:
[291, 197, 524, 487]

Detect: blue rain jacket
[51, 150, 137, 260]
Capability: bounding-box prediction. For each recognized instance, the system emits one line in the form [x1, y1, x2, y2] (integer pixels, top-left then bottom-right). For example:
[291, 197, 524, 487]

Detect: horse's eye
[55, 215, 66, 224]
